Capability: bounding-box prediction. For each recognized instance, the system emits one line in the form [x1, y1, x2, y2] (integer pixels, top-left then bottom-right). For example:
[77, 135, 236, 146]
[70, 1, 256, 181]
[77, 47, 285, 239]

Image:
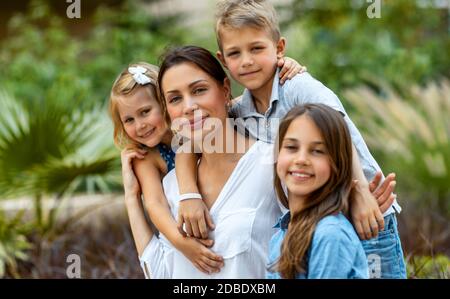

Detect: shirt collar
[273, 210, 291, 230]
[238, 68, 281, 118]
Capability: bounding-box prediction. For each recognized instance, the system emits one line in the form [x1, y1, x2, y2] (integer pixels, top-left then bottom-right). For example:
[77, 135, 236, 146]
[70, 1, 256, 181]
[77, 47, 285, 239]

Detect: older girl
[268, 104, 368, 278]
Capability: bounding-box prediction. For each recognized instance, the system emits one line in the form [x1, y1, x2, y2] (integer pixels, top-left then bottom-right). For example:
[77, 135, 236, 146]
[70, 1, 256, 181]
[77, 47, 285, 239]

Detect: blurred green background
[0, 0, 448, 278]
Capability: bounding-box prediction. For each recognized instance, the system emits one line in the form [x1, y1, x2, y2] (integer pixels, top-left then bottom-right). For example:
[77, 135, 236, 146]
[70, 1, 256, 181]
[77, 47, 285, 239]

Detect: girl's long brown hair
[273, 104, 354, 278]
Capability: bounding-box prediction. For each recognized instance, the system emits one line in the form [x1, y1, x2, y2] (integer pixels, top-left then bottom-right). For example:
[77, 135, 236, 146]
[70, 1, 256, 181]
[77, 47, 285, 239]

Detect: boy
[212, 0, 405, 278]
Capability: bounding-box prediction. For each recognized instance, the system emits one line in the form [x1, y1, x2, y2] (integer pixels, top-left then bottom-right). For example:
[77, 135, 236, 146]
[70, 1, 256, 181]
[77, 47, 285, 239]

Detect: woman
[135, 46, 282, 278]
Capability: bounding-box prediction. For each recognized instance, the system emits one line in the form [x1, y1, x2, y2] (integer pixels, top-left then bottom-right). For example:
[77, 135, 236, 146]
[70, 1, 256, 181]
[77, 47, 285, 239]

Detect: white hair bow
[128, 66, 152, 85]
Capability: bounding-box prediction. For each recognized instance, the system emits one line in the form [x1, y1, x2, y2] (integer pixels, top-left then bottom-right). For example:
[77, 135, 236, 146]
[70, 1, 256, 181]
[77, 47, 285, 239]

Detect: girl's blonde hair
[273, 104, 354, 278]
[108, 62, 163, 148]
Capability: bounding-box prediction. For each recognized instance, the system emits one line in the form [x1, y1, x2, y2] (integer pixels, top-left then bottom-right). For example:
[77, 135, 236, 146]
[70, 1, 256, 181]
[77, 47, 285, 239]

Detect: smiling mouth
[240, 70, 260, 77]
[288, 171, 314, 181]
[188, 116, 208, 130]
[140, 127, 156, 138]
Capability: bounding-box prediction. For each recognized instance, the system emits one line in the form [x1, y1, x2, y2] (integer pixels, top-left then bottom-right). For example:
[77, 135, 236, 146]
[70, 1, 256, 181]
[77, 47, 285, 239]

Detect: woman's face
[161, 62, 231, 141]
[117, 87, 167, 148]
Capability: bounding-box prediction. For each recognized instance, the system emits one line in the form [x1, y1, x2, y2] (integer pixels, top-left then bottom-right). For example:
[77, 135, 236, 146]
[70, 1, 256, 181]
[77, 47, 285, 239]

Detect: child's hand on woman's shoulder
[277, 56, 307, 84]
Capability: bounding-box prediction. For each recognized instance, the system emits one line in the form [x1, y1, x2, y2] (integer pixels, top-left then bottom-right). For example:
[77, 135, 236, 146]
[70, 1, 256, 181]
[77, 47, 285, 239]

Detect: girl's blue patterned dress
[157, 143, 175, 172]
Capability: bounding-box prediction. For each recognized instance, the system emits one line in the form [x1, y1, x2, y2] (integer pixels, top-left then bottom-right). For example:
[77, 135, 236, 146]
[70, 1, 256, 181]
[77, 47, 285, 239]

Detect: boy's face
[217, 26, 285, 93]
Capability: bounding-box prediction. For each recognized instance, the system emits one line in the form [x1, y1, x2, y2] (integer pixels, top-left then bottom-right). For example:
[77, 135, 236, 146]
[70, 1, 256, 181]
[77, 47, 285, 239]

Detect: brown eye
[312, 148, 325, 155]
[283, 144, 297, 151]
[193, 87, 207, 95]
[168, 96, 181, 104]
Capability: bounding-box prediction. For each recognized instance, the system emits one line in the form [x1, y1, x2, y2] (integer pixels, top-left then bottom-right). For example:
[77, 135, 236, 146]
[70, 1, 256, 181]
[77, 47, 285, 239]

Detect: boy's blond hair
[215, 0, 281, 52]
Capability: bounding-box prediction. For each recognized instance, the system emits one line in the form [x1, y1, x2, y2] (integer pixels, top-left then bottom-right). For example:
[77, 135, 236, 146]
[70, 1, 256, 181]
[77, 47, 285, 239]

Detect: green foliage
[345, 79, 450, 216]
[0, 88, 122, 235]
[0, 0, 187, 110]
[0, 0, 187, 235]
[0, 0, 187, 198]
[407, 255, 450, 279]
[0, 90, 121, 199]
[279, 0, 450, 94]
[0, 210, 32, 278]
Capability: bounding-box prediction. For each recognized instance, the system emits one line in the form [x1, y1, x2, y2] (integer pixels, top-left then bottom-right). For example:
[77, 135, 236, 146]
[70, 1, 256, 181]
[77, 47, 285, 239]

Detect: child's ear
[216, 50, 228, 69]
[223, 77, 232, 99]
[276, 37, 286, 59]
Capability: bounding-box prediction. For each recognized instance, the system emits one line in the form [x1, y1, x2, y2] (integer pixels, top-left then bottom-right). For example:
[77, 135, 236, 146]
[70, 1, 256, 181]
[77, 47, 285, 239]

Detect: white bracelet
[179, 193, 203, 202]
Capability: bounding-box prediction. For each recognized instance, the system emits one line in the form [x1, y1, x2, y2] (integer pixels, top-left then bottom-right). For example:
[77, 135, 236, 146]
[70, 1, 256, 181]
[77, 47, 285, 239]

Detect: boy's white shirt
[139, 141, 284, 278]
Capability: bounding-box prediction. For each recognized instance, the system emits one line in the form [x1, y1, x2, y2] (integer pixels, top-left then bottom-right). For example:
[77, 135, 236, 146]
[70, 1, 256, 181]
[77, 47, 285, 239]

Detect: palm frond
[0, 89, 120, 199]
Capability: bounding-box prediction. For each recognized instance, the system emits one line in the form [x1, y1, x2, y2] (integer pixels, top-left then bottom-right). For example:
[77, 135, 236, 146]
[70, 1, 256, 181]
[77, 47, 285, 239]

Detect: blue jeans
[361, 213, 407, 278]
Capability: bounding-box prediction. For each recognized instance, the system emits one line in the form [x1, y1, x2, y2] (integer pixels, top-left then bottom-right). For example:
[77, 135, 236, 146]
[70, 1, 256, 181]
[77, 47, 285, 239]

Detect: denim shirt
[230, 69, 401, 216]
[266, 212, 369, 279]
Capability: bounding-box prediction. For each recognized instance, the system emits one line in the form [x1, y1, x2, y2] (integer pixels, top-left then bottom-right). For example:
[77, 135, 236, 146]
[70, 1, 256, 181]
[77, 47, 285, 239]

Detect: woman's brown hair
[273, 104, 354, 278]
[157, 45, 229, 104]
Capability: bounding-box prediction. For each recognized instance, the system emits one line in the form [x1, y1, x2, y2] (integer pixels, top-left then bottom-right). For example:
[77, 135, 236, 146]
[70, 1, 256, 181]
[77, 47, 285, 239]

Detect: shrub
[345, 79, 450, 217]
[407, 255, 450, 279]
[0, 210, 32, 278]
[279, 0, 450, 95]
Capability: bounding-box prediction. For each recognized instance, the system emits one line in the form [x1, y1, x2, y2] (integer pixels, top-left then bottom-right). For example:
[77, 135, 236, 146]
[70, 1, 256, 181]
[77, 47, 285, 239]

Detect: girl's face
[276, 114, 331, 206]
[161, 62, 230, 141]
[117, 87, 167, 148]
